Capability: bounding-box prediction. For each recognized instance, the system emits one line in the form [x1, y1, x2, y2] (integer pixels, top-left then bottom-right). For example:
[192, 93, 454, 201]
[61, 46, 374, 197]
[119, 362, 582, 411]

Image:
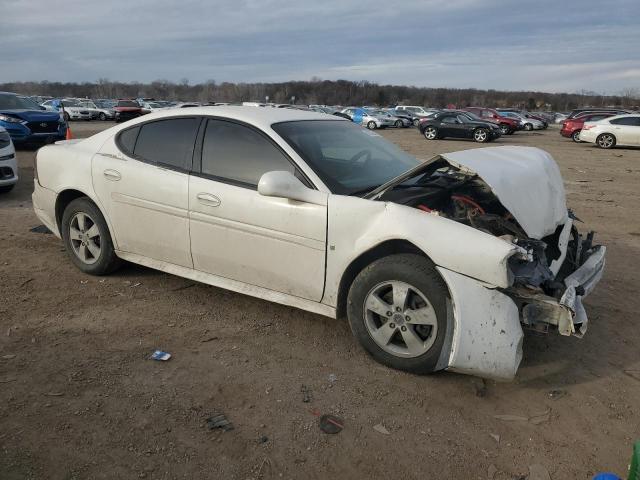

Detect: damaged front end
[369, 146, 606, 339]
[507, 222, 605, 337]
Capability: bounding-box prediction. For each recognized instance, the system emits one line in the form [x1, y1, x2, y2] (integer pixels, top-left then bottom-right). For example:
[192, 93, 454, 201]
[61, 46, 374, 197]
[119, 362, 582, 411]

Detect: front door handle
[197, 193, 221, 207]
[103, 169, 121, 181]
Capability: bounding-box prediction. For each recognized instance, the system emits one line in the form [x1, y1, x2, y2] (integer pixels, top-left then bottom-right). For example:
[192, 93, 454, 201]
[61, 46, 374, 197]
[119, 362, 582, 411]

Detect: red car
[114, 100, 143, 123]
[462, 107, 520, 135]
[560, 112, 615, 142]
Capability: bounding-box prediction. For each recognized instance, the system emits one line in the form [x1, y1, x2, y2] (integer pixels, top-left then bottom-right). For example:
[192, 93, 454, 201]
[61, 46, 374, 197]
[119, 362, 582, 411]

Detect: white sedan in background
[32, 107, 605, 380]
[41, 99, 92, 121]
[579, 114, 640, 149]
[0, 126, 17, 193]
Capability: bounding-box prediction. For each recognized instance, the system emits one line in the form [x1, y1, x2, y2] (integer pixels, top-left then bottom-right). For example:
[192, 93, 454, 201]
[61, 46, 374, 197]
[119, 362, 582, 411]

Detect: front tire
[99, 112, 107, 121]
[499, 124, 510, 135]
[473, 128, 490, 143]
[524, 123, 533, 131]
[367, 121, 377, 130]
[596, 133, 616, 149]
[394, 120, 403, 128]
[347, 254, 450, 374]
[413, 119, 420, 127]
[423, 126, 438, 140]
[61, 197, 122, 275]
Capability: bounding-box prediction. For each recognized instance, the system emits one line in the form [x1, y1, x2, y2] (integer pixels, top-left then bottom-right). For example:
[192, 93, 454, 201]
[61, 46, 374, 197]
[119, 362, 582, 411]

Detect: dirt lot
[1, 121, 639, 480]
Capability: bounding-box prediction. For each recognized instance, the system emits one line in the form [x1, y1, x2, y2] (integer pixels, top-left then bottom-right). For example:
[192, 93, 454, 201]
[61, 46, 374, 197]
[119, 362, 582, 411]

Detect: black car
[389, 109, 420, 126]
[418, 111, 501, 143]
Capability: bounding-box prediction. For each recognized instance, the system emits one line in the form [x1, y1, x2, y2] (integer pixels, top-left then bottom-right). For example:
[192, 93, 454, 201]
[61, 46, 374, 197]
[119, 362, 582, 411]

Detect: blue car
[0, 91, 67, 145]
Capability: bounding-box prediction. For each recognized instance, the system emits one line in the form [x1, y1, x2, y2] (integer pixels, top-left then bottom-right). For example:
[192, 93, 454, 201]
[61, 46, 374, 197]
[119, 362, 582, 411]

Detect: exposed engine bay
[377, 157, 603, 336]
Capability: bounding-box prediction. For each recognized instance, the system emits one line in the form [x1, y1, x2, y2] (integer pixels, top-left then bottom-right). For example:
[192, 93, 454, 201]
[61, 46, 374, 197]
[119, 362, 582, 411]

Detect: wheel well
[336, 239, 430, 319]
[55, 189, 89, 231]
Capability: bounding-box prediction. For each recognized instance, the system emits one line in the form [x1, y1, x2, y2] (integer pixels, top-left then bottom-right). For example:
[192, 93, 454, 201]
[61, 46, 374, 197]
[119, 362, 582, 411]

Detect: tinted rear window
[117, 126, 140, 156]
[133, 118, 200, 170]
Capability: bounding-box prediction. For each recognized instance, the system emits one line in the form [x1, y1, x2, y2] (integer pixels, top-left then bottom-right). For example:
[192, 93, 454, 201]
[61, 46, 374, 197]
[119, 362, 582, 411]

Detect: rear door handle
[197, 193, 221, 207]
[103, 169, 121, 181]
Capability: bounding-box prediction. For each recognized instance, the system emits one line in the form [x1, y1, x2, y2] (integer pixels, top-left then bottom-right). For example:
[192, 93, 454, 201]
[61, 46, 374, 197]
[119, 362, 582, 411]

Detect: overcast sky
[2, 0, 639, 93]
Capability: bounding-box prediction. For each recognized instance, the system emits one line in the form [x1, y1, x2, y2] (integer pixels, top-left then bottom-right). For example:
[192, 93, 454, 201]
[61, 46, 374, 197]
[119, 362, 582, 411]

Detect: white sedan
[579, 114, 640, 149]
[32, 107, 606, 380]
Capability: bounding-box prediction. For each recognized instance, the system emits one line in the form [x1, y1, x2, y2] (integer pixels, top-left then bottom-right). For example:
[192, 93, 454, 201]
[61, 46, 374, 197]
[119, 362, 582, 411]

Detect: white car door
[188, 118, 327, 301]
[609, 117, 638, 144]
[92, 117, 201, 268]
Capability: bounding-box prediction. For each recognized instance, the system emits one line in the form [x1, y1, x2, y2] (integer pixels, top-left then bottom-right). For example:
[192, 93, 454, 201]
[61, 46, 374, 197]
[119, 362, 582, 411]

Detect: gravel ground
[1, 121, 639, 480]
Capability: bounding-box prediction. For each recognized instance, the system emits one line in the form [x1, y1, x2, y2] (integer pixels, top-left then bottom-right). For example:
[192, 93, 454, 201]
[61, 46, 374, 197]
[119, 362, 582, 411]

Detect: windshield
[0, 94, 40, 110]
[462, 112, 483, 121]
[272, 120, 420, 195]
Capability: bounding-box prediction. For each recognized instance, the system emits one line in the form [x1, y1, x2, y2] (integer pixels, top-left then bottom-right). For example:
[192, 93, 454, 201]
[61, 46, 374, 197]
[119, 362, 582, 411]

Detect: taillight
[582, 124, 594, 131]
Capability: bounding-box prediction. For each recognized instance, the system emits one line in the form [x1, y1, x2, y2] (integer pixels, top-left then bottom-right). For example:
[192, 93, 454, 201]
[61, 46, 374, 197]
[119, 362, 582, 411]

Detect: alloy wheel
[474, 129, 488, 142]
[424, 127, 437, 140]
[69, 212, 102, 265]
[597, 134, 615, 148]
[363, 280, 438, 358]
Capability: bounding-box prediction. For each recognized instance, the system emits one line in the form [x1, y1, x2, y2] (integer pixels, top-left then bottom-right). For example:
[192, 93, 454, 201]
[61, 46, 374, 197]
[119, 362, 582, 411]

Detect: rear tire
[394, 120, 403, 128]
[524, 123, 533, 131]
[99, 112, 107, 121]
[61, 197, 122, 275]
[367, 121, 377, 130]
[596, 133, 616, 149]
[499, 124, 510, 135]
[347, 254, 450, 374]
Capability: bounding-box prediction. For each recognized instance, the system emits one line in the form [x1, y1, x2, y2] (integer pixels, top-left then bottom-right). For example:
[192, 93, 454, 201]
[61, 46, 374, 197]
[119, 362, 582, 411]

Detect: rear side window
[610, 117, 640, 126]
[117, 126, 139, 156]
[200, 119, 295, 187]
[133, 118, 200, 170]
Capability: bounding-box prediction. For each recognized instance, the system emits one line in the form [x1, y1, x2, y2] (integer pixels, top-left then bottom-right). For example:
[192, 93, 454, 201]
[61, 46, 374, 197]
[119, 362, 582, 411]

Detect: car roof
[600, 113, 640, 121]
[124, 105, 345, 129]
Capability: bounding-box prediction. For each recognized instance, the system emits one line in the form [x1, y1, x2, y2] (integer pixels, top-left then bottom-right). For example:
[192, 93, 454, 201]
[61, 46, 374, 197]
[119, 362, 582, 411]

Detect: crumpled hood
[440, 147, 567, 239]
[370, 146, 568, 240]
[0, 109, 61, 122]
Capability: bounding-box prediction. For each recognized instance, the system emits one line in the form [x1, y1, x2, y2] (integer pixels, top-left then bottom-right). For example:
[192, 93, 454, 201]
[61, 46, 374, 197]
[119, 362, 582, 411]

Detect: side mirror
[258, 171, 327, 206]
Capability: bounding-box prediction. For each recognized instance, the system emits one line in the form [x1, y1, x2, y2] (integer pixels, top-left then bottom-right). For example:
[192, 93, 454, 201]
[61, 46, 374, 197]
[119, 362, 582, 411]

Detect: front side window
[272, 120, 420, 195]
[200, 119, 296, 187]
[133, 118, 200, 170]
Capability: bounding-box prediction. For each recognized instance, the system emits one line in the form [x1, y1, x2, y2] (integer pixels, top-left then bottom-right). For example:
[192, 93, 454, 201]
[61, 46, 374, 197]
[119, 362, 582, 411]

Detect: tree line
[2, 78, 638, 112]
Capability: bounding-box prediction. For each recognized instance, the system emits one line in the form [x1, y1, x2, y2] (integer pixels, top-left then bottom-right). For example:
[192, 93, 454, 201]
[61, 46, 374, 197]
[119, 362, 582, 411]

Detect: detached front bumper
[511, 244, 606, 337]
[438, 239, 606, 381]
